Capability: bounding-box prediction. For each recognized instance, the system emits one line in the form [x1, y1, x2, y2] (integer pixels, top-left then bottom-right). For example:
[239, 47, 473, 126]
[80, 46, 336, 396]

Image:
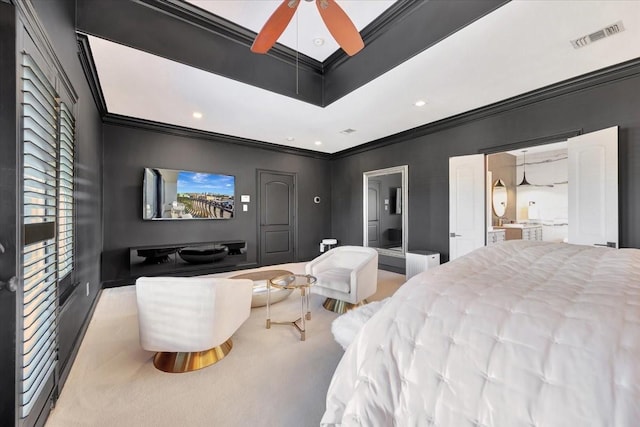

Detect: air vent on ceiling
[340, 128, 357, 135]
[571, 21, 624, 49]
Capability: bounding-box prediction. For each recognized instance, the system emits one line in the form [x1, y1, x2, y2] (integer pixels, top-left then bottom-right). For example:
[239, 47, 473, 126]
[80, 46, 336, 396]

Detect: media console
[129, 240, 250, 278]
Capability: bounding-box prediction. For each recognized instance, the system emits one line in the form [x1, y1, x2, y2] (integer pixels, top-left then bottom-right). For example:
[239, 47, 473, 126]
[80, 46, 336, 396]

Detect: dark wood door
[368, 180, 381, 247]
[258, 171, 295, 265]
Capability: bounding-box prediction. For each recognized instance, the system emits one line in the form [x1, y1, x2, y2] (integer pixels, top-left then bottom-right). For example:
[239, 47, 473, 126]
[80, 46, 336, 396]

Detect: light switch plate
[241, 195, 250, 203]
[243, 204, 248, 212]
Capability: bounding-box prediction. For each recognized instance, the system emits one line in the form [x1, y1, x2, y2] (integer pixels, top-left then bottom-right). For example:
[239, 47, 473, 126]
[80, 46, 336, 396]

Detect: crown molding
[91, 58, 640, 162]
[102, 113, 332, 160]
[323, 0, 424, 72]
[77, 33, 107, 116]
[332, 57, 640, 159]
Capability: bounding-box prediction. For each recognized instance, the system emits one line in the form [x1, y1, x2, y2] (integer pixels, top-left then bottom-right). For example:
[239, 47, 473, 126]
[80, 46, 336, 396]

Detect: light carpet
[46, 263, 405, 427]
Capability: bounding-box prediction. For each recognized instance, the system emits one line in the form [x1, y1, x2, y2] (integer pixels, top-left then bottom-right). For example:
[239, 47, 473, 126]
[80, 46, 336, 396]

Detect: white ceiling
[89, 0, 640, 154]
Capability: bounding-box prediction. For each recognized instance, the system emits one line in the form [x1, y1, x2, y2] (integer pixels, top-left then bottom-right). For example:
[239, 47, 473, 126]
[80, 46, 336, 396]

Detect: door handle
[1, 276, 17, 293]
[449, 233, 462, 237]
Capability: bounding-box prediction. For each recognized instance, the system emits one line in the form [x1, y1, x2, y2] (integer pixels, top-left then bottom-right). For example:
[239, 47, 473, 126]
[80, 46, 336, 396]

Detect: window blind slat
[21, 95, 56, 129]
[23, 252, 55, 272]
[22, 59, 57, 98]
[23, 306, 56, 348]
[23, 114, 56, 141]
[23, 272, 56, 297]
[20, 362, 55, 418]
[23, 285, 55, 320]
[24, 128, 56, 152]
[24, 178, 56, 192]
[21, 354, 55, 410]
[22, 343, 56, 396]
[25, 140, 57, 164]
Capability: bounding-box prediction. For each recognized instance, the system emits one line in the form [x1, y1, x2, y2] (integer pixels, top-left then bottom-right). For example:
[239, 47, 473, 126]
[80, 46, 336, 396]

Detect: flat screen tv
[142, 168, 235, 220]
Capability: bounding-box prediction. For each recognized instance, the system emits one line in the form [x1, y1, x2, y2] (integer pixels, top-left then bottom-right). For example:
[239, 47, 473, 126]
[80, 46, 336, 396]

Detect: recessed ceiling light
[192, 111, 203, 119]
[313, 38, 325, 46]
[314, 141, 323, 146]
[286, 136, 295, 142]
[414, 100, 426, 107]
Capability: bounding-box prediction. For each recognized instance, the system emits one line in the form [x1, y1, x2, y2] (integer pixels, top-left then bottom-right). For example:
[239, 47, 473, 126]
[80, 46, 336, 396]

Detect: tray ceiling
[86, 0, 640, 154]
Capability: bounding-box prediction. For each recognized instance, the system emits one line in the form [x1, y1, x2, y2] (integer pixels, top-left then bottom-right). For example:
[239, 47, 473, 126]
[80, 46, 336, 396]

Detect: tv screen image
[143, 168, 235, 220]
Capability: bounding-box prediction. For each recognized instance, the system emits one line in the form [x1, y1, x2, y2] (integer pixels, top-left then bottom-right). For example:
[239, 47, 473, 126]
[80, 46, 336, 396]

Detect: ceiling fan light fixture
[251, 0, 364, 56]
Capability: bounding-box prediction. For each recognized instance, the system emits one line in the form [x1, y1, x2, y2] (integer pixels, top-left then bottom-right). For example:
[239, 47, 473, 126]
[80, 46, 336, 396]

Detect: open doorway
[487, 141, 568, 244]
[450, 126, 618, 261]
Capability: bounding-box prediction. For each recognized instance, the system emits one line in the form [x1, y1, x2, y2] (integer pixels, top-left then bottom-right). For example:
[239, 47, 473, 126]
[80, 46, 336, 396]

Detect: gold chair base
[322, 298, 367, 314]
[153, 339, 233, 373]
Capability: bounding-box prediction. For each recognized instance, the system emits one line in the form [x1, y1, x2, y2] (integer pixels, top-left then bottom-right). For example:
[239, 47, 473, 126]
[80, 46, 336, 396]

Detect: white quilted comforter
[322, 241, 640, 426]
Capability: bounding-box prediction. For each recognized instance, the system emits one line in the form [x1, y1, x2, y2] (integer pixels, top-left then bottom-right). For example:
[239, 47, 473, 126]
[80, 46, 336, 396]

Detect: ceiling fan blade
[251, 0, 301, 54]
[316, 0, 364, 56]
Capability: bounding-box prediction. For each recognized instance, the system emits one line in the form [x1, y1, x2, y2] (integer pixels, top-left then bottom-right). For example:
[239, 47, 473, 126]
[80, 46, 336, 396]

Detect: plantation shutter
[20, 52, 60, 420]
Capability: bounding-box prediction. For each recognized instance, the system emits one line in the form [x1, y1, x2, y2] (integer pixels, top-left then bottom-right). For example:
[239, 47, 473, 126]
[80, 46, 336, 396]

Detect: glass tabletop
[269, 274, 316, 290]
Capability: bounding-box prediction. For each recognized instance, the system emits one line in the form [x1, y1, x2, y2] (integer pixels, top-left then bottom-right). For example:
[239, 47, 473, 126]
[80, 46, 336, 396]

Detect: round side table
[266, 274, 317, 341]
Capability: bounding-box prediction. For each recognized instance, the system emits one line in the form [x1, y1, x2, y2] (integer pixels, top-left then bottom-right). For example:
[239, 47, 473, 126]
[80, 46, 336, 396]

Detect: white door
[568, 126, 618, 248]
[449, 154, 486, 260]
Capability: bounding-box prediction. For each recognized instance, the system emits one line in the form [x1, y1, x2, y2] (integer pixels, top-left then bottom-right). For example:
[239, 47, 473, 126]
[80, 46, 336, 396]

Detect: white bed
[322, 241, 640, 426]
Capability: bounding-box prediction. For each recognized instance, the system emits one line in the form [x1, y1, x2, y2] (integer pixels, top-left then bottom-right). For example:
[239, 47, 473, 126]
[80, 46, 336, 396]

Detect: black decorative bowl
[137, 247, 178, 264]
[178, 246, 228, 264]
[222, 242, 245, 255]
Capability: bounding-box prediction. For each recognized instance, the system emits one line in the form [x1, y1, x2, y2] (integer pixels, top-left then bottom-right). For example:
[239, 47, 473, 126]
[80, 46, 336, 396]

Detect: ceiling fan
[251, 0, 365, 56]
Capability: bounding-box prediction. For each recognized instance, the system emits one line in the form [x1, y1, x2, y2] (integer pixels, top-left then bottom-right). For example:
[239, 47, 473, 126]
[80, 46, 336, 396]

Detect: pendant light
[518, 150, 531, 186]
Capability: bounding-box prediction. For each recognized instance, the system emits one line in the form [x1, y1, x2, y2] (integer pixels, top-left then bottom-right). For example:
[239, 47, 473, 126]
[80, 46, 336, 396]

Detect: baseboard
[56, 288, 103, 392]
[378, 264, 405, 275]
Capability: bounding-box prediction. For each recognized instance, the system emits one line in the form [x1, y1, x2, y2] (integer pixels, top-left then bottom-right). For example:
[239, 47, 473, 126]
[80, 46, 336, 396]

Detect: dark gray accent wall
[31, 0, 104, 386]
[0, 3, 18, 422]
[331, 65, 640, 263]
[101, 122, 331, 285]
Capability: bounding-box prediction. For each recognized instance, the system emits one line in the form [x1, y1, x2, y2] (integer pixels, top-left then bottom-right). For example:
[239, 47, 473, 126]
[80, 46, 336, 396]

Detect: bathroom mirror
[492, 179, 508, 218]
[363, 165, 408, 257]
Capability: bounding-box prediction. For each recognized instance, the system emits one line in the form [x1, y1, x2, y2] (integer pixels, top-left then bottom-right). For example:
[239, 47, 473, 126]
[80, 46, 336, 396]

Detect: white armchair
[305, 246, 378, 314]
[136, 276, 253, 373]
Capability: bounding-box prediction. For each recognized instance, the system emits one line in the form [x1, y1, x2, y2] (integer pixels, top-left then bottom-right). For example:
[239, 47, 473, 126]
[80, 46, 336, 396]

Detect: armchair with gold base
[135, 276, 253, 373]
[306, 246, 378, 314]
